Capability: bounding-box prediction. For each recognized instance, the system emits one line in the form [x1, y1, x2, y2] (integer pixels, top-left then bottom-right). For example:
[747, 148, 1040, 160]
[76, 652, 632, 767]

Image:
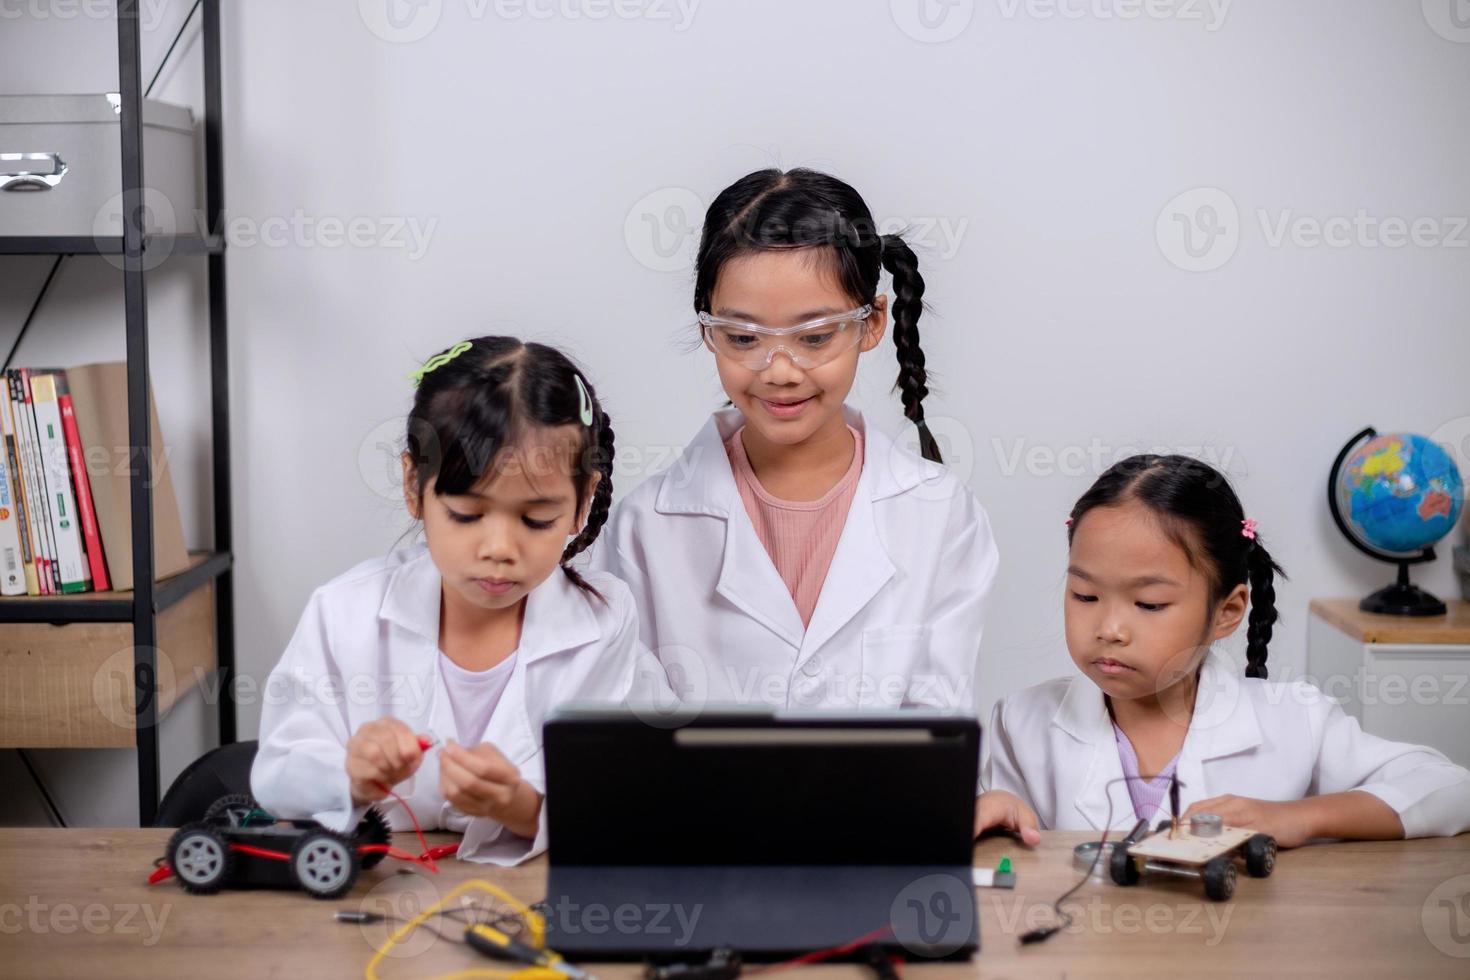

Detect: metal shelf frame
[0, 0, 236, 826]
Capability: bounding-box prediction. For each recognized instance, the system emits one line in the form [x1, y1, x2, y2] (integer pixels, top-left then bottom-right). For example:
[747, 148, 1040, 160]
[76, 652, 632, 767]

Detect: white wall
[3, 0, 1468, 824]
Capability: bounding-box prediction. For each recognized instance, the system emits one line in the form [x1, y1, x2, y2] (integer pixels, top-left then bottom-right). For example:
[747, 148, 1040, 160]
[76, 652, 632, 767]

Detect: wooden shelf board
[0, 580, 218, 748]
[1309, 598, 1470, 645]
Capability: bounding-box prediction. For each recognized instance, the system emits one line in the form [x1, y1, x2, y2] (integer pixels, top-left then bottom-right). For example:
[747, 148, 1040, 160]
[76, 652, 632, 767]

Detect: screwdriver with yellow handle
[464, 923, 593, 980]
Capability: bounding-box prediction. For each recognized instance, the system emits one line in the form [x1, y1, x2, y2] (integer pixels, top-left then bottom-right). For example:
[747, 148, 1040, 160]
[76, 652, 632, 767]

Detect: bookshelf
[0, 1, 235, 826]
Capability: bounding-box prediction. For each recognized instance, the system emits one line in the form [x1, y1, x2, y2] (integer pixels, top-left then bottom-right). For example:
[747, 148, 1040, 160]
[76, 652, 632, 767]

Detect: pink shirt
[725, 425, 864, 628]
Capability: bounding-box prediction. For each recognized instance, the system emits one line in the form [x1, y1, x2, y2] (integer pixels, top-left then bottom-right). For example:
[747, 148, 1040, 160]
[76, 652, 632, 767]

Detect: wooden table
[2, 829, 1468, 978]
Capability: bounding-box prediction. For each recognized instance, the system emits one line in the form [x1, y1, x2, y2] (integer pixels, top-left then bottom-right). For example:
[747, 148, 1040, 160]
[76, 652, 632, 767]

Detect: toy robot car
[163, 794, 391, 899]
[1109, 813, 1277, 901]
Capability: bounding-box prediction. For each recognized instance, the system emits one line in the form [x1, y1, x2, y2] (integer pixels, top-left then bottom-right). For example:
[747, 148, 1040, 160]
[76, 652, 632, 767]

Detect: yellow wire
[364, 878, 562, 980]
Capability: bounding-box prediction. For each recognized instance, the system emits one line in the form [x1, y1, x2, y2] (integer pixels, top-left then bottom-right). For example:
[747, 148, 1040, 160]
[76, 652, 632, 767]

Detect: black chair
[154, 740, 258, 828]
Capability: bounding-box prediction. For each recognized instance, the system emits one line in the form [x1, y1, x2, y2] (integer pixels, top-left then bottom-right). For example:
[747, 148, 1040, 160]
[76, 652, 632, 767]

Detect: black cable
[15, 749, 67, 828]
[2, 256, 66, 373]
[1019, 774, 1185, 945]
[335, 904, 527, 945]
[144, 0, 204, 98]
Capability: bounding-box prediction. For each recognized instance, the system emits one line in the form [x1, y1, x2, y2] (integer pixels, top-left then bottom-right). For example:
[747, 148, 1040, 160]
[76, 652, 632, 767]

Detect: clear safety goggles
[697, 305, 874, 370]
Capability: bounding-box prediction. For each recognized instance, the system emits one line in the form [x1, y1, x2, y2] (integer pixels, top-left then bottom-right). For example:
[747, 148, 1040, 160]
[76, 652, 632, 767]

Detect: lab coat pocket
[859, 624, 931, 708]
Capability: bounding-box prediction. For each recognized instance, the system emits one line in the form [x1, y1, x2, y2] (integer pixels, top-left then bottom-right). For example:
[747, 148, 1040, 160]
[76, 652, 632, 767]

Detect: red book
[57, 375, 109, 591]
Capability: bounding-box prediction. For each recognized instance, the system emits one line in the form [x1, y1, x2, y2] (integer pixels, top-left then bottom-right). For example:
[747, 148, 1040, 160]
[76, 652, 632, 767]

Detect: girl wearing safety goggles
[593, 168, 999, 757]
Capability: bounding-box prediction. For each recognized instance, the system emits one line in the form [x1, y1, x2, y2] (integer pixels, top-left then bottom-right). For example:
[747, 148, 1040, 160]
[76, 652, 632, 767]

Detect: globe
[1329, 428, 1465, 616]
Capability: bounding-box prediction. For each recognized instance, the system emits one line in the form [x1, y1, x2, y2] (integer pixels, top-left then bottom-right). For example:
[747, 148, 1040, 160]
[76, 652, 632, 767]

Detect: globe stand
[1360, 562, 1447, 617]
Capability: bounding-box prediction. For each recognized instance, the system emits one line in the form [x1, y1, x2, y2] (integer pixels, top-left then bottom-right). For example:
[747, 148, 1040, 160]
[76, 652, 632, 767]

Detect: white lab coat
[251, 545, 644, 865]
[981, 649, 1470, 838]
[590, 406, 1000, 714]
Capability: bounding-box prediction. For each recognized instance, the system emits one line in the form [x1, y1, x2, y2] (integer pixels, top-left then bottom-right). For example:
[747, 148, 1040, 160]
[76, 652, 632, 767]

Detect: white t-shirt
[439, 650, 518, 745]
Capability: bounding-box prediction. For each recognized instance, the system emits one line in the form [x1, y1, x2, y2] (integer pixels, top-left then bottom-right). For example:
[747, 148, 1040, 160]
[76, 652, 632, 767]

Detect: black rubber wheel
[290, 829, 359, 899]
[1202, 855, 1237, 901]
[203, 794, 260, 827]
[356, 807, 392, 870]
[1243, 834, 1277, 878]
[167, 822, 234, 894]
[1110, 846, 1141, 886]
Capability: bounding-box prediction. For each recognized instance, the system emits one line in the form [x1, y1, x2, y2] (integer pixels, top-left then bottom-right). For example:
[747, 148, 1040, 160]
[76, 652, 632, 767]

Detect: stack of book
[0, 361, 189, 596]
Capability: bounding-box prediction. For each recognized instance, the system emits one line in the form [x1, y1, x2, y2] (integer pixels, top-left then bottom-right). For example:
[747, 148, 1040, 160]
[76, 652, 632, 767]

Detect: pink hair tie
[1241, 517, 1259, 540]
[1065, 517, 1074, 528]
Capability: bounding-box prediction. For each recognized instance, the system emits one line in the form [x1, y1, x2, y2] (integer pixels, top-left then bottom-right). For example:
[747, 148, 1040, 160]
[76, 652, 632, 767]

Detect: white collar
[1051, 648, 1264, 761]
[378, 546, 602, 663]
[654, 405, 944, 517]
[1055, 649, 1265, 830]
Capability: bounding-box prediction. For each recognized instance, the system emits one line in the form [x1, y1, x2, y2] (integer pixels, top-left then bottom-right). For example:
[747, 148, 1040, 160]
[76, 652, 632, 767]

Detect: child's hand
[1182, 795, 1312, 848]
[975, 790, 1042, 845]
[439, 739, 543, 838]
[346, 718, 424, 804]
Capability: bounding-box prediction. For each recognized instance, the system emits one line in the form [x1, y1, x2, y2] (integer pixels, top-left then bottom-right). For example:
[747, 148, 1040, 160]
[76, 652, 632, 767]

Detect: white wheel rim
[176, 835, 224, 884]
[297, 839, 351, 892]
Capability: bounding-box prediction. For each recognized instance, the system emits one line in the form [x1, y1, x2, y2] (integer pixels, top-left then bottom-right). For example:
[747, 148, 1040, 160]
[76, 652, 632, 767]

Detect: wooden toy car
[1109, 818, 1277, 901]
[162, 794, 391, 899]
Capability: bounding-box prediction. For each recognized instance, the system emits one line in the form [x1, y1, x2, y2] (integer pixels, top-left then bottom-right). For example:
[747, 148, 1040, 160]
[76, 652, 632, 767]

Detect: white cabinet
[1307, 600, 1470, 769]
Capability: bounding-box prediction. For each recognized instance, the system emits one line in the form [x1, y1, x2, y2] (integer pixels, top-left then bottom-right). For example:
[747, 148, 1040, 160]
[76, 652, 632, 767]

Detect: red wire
[747, 925, 894, 974]
[371, 780, 441, 871]
[230, 843, 292, 861]
[148, 788, 458, 885]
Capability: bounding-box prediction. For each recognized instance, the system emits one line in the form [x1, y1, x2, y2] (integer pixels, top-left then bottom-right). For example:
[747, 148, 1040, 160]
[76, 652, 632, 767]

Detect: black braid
[1244, 540, 1283, 680]
[880, 234, 941, 463]
[559, 394, 615, 602]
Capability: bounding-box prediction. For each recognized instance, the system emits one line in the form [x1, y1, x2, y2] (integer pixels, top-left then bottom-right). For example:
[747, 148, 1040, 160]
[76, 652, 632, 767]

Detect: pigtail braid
[559, 397, 616, 601]
[880, 234, 941, 463]
[1244, 540, 1285, 679]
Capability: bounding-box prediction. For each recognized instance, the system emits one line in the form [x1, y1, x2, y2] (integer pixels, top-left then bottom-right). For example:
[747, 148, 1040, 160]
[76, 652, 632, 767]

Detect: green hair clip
[574, 374, 594, 426]
[409, 341, 473, 386]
